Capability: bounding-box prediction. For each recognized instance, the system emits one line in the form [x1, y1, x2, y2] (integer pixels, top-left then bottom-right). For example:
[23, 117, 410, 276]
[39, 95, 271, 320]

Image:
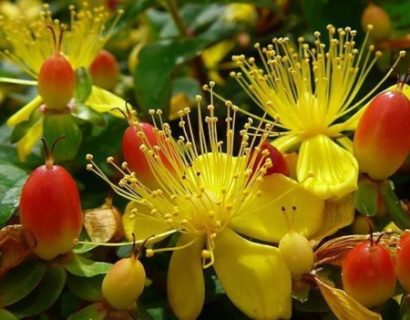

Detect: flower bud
[102, 257, 146, 310]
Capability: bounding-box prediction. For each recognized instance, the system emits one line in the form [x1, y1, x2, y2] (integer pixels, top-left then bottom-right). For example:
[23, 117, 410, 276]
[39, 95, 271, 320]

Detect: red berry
[354, 89, 410, 180]
[20, 162, 83, 260]
[361, 3, 391, 42]
[122, 122, 158, 184]
[90, 50, 119, 91]
[396, 231, 410, 292]
[102, 256, 146, 310]
[342, 240, 396, 307]
[106, 0, 120, 11]
[38, 54, 76, 110]
[251, 142, 289, 176]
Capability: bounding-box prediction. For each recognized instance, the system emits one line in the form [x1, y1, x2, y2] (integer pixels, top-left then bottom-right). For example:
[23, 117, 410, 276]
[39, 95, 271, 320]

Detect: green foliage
[354, 178, 379, 216]
[64, 254, 112, 278]
[380, 180, 410, 229]
[0, 260, 46, 307]
[0, 161, 28, 227]
[7, 265, 66, 318]
[67, 303, 109, 320]
[43, 114, 82, 163]
[74, 68, 93, 104]
[0, 309, 18, 320]
[134, 38, 206, 115]
[67, 274, 103, 302]
[0, 0, 410, 319]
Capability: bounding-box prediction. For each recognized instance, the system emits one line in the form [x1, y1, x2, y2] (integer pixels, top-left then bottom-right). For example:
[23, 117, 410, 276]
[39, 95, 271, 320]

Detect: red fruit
[354, 89, 410, 180]
[20, 143, 83, 260]
[396, 231, 410, 292]
[342, 240, 396, 307]
[251, 142, 289, 176]
[38, 54, 76, 110]
[90, 50, 119, 90]
[361, 3, 391, 42]
[102, 256, 146, 310]
[38, 27, 76, 110]
[122, 122, 158, 184]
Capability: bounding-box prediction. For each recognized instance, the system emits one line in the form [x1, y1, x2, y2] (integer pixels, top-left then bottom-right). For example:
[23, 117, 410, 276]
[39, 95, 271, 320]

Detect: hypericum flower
[0, 0, 42, 22]
[230, 25, 405, 199]
[87, 86, 326, 320]
[0, 2, 125, 160]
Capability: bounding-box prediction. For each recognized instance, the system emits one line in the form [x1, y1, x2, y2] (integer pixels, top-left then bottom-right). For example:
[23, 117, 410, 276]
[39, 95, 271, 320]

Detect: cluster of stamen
[230, 24, 405, 137]
[0, 2, 123, 77]
[87, 84, 275, 268]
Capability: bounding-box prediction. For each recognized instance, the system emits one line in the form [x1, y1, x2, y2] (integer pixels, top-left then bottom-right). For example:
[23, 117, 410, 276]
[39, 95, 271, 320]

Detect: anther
[145, 249, 154, 257]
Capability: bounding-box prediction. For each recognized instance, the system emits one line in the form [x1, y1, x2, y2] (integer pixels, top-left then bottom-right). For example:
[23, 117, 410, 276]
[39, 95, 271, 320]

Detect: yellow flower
[231, 25, 404, 199]
[87, 86, 326, 319]
[0, 2, 126, 160]
[0, 0, 42, 22]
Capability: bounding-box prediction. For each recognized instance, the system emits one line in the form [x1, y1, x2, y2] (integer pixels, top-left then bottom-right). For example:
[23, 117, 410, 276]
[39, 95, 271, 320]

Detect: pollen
[87, 87, 275, 267]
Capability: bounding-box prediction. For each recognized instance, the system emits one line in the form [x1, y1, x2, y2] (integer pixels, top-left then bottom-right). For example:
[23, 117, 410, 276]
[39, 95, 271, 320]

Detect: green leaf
[67, 302, 109, 320]
[67, 274, 103, 302]
[74, 67, 93, 103]
[64, 254, 112, 278]
[380, 180, 410, 229]
[8, 265, 66, 318]
[71, 103, 105, 126]
[0, 162, 28, 227]
[382, 1, 410, 36]
[301, 0, 366, 37]
[0, 309, 18, 320]
[172, 77, 201, 99]
[179, 0, 275, 7]
[43, 113, 82, 162]
[112, 0, 155, 31]
[0, 260, 46, 307]
[354, 178, 379, 216]
[134, 39, 206, 115]
[10, 108, 42, 144]
[73, 242, 99, 254]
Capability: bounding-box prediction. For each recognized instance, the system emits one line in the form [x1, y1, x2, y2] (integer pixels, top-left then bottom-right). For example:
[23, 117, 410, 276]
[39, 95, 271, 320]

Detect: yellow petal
[329, 107, 366, 133]
[122, 201, 170, 241]
[213, 228, 292, 320]
[86, 86, 129, 117]
[168, 234, 205, 320]
[191, 152, 246, 196]
[311, 194, 355, 242]
[335, 136, 354, 154]
[230, 174, 324, 242]
[7, 96, 42, 126]
[315, 276, 382, 320]
[297, 135, 358, 199]
[17, 119, 42, 161]
[202, 40, 236, 68]
[272, 133, 301, 152]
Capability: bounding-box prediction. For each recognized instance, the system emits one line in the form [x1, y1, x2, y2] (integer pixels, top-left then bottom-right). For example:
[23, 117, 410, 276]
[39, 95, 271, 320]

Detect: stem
[0, 78, 38, 86]
[165, 0, 188, 37]
[164, 0, 208, 86]
[41, 136, 65, 169]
